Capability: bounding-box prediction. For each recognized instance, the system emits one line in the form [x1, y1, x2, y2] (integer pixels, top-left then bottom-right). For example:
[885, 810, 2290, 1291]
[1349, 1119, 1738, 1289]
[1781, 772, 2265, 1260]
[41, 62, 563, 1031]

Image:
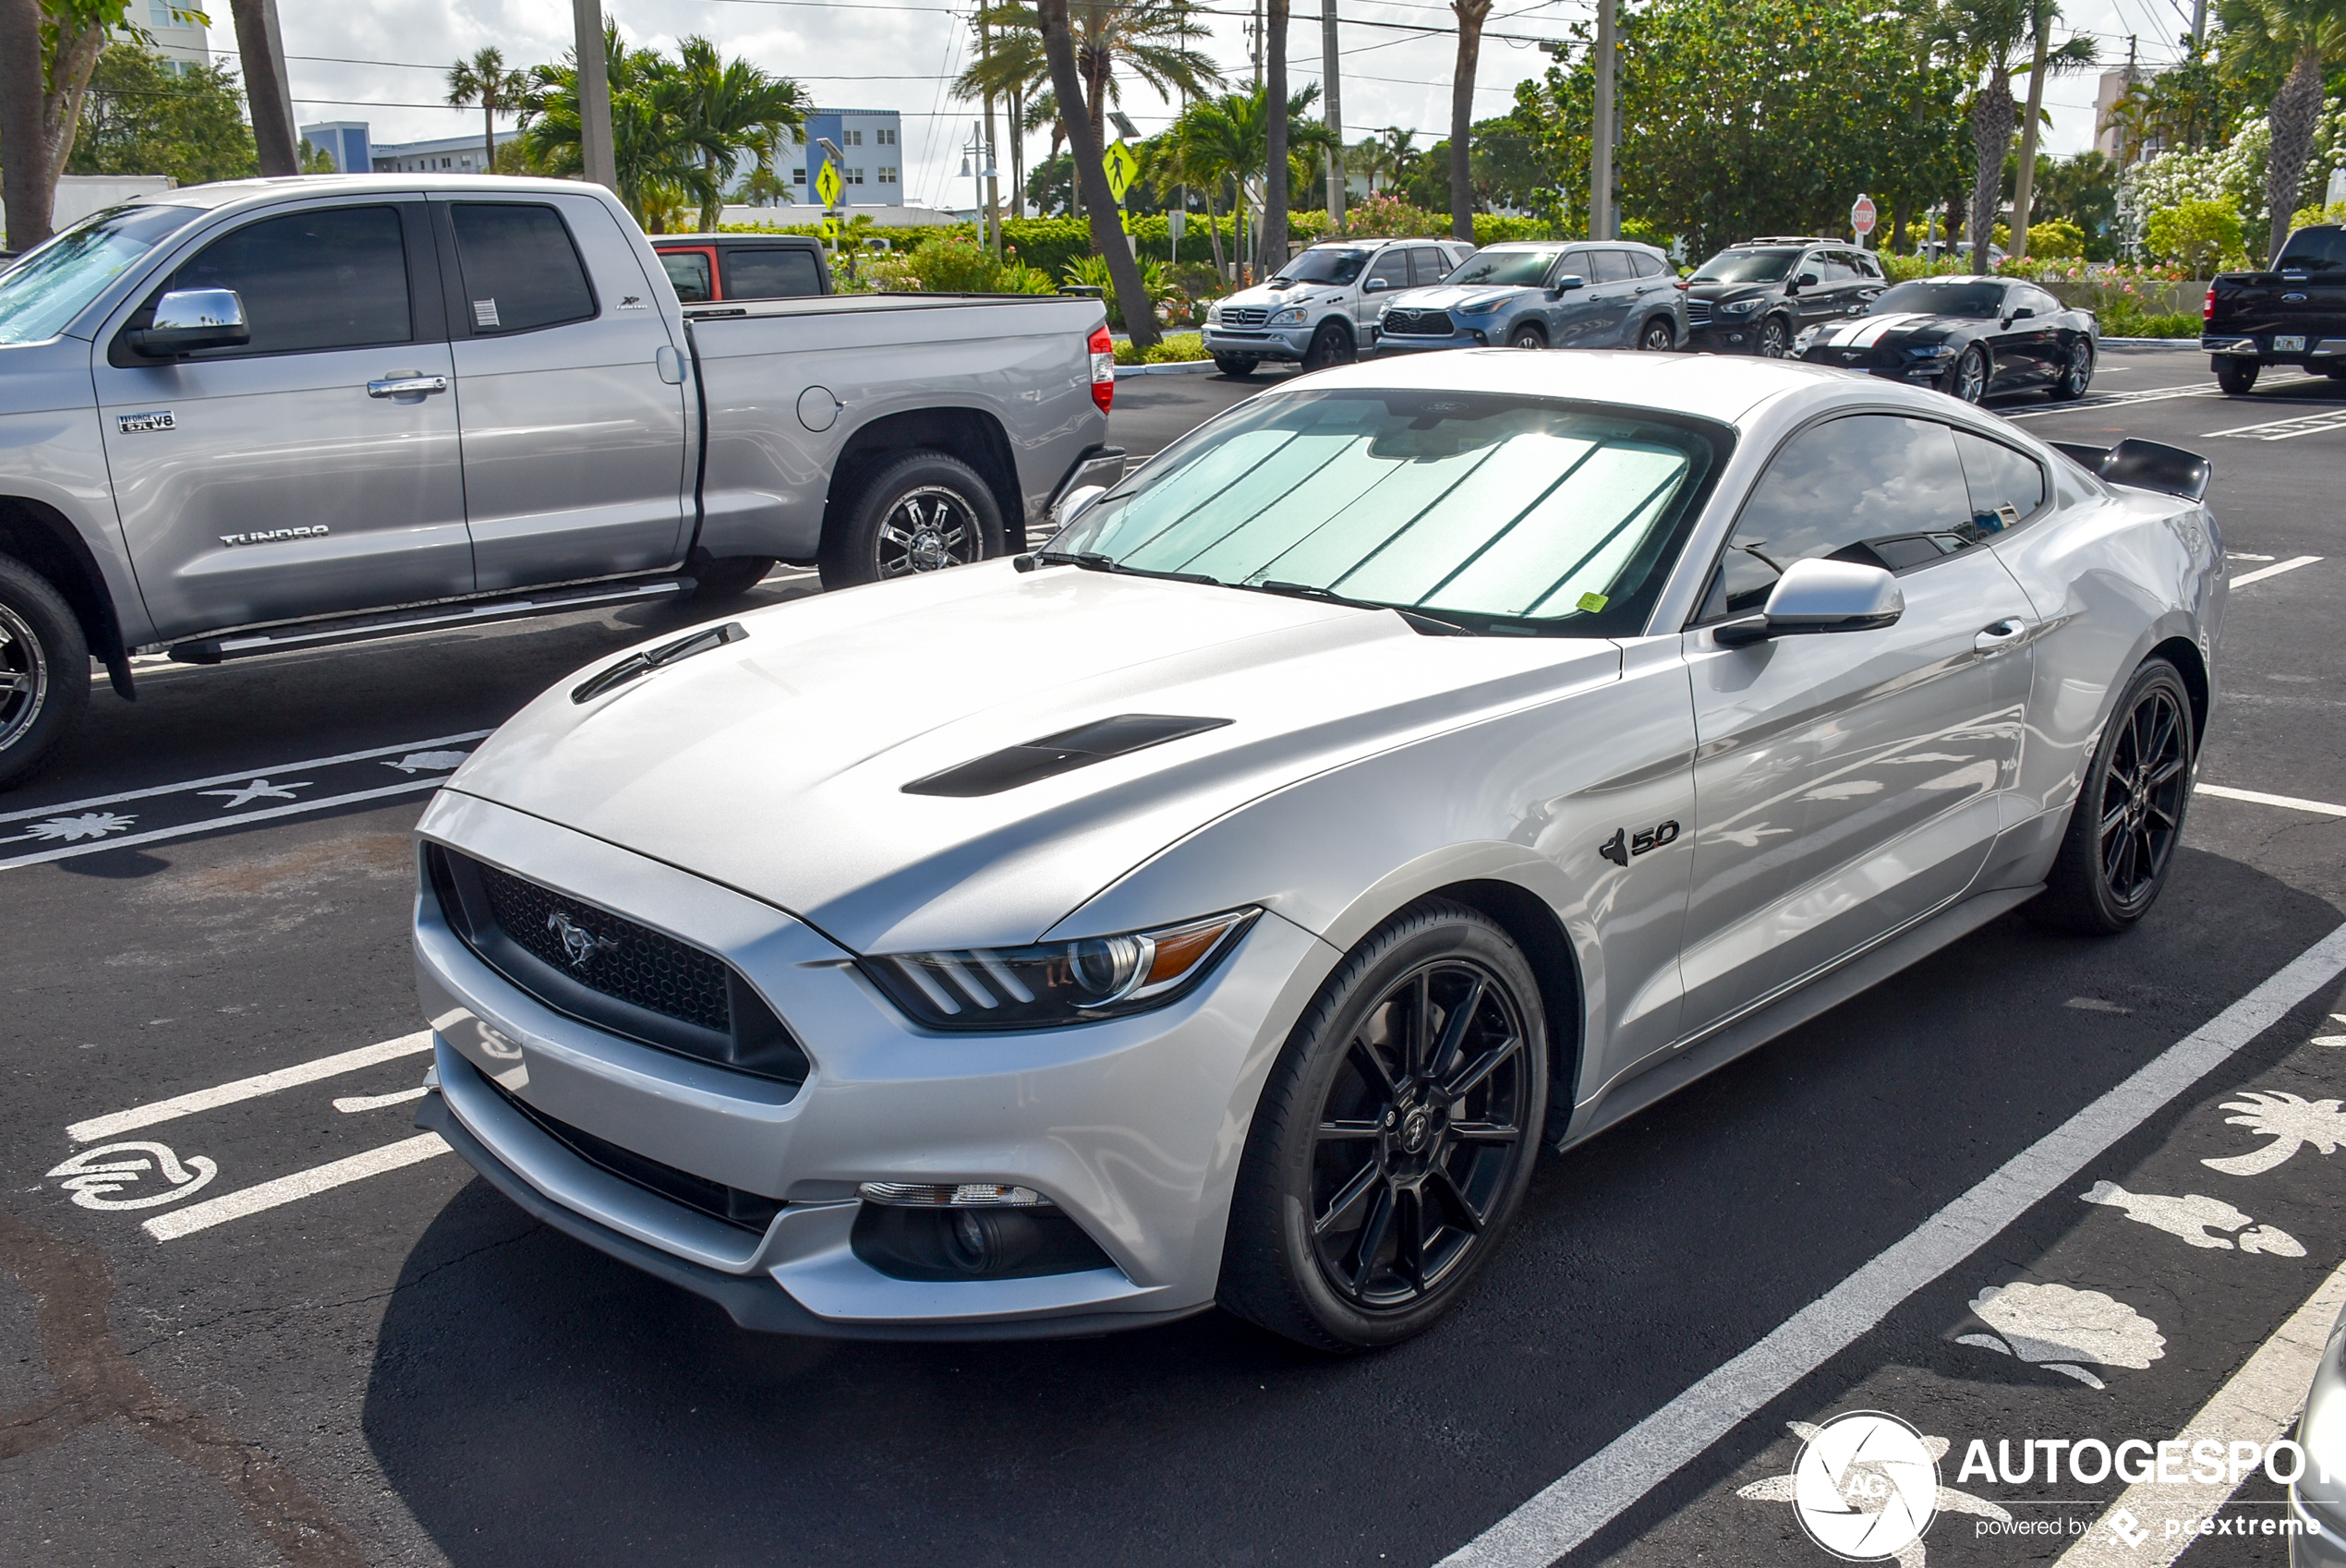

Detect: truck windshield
[1690, 248, 1797, 283]
[1873, 280, 2004, 317]
[1275, 248, 1369, 285]
[0, 203, 200, 345]
[2277, 228, 2346, 273]
[1445, 247, 1566, 287]
[1046, 388, 1725, 636]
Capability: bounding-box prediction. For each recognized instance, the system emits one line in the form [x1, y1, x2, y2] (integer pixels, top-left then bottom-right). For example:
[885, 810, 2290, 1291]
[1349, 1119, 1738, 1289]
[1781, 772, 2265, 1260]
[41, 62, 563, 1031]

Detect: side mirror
[1051, 484, 1106, 532]
[1791, 271, 1820, 293]
[1364, 276, 1390, 293]
[1712, 558, 1903, 646]
[127, 288, 248, 357]
[1552, 273, 1586, 292]
[2009, 305, 2036, 320]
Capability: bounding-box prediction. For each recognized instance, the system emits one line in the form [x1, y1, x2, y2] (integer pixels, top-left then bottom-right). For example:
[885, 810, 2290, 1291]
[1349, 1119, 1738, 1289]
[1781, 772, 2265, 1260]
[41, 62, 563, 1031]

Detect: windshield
[1873, 279, 2003, 318]
[2277, 227, 2346, 273]
[1690, 248, 1798, 283]
[1276, 247, 1369, 285]
[1046, 389, 1724, 635]
[0, 204, 200, 345]
[1445, 247, 1565, 288]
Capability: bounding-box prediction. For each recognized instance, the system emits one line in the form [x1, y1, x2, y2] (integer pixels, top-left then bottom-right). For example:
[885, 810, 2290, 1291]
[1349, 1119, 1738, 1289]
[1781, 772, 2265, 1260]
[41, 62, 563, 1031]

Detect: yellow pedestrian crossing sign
[1104, 140, 1138, 204]
[816, 161, 842, 208]
[819, 219, 839, 240]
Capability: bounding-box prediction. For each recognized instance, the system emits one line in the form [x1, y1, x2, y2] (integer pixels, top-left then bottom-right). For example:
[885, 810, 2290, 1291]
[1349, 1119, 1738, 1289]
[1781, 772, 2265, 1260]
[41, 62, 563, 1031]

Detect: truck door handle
[367, 374, 448, 398]
[1974, 620, 2027, 652]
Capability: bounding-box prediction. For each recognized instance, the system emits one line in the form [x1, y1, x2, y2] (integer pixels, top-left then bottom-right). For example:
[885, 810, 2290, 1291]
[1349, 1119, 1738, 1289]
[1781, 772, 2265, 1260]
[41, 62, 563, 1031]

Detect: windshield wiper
[1248, 580, 1477, 636]
[1057, 551, 1222, 586]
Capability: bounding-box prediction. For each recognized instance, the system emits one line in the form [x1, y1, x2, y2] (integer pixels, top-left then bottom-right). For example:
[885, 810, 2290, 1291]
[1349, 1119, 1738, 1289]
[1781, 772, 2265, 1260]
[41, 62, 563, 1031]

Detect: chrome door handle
[367, 374, 448, 398]
[1974, 620, 2027, 652]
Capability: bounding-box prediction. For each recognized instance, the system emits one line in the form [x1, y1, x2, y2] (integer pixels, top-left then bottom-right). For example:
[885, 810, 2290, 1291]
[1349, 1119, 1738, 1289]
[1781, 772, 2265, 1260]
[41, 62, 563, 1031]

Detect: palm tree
[1262, 0, 1291, 271]
[1940, 0, 2094, 260]
[447, 47, 527, 176]
[958, 6, 1048, 218]
[521, 22, 700, 228]
[2219, 0, 2346, 260]
[672, 36, 806, 231]
[1449, 0, 1494, 241]
[1039, 0, 1160, 347]
[1167, 87, 1335, 273]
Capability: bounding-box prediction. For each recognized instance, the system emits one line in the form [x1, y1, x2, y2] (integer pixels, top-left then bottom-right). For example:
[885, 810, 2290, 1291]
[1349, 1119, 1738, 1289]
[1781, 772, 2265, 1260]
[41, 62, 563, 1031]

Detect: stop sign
[1851, 194, 1878, 237]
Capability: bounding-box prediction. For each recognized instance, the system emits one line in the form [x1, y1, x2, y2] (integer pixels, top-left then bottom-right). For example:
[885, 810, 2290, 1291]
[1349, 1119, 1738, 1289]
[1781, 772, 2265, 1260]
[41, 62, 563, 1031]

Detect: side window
[1590, 249, 1635, 283]
[1700, 416, 1977, 620]
[1366, 249, 1409, 292]
[2022, 285, 2060, 317]
[1953, 430, 2046, 533]
[1856, 251, 1885, 280]
[448, 202, 596, 335]
[1557, 250, 1591, 283]
[1408, 247, 1452, 286]
[720, 247, 824, 298]
[659, 249, 713, 303]
[165, 205, 411, 356]
[1818, 252, 1856, 283]
[1630, 251, 1666, 278]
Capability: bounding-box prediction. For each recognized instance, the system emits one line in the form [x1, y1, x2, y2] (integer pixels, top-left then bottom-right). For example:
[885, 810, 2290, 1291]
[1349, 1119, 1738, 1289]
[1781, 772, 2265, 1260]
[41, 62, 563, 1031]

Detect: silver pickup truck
[0, 175, 1118, 787]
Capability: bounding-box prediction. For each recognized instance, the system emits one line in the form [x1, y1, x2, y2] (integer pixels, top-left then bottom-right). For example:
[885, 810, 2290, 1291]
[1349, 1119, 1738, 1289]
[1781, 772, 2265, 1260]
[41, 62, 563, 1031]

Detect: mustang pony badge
[546, 909, 621, 968]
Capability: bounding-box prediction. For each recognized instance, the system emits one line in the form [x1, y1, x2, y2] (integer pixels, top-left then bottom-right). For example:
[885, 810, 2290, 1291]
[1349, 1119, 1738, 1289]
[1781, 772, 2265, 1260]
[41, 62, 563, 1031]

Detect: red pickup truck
[2203, 223, 2346, 393]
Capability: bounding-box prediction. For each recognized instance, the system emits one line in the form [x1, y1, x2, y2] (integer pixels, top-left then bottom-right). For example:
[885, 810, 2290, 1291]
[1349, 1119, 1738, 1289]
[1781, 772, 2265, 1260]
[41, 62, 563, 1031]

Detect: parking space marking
[333, 1087, 429, 1114]
[2207, 406, 2346, 441]
[1434, 920, 2346, 1568]
[0, 731, 490, 826]
[2004, 375, 2321, 419]
[67, 1031, 433, 1143]
[2054, 1254, 2346, 1565]
[141, 1133, 450, 1242]
[2229, 555, 2325, 588]
[2196, 784, 2346, 818]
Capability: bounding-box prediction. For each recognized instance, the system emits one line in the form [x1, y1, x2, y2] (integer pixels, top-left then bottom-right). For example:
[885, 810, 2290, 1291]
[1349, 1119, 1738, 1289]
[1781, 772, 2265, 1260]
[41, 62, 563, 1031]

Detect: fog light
[858, 1180, 1054, 1208]
[947, 1209, 1044, 1275]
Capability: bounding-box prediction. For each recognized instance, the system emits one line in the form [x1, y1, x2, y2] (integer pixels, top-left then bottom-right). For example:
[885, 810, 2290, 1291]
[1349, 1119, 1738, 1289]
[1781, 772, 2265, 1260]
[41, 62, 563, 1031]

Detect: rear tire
[2215, 359, 2260, 394]
[0, 555, 90, 792]
[2031, 659, 2195, 935]
[2050, 339, 2094, 400]
[1213, 355, 1261, 378]
[818, 451, 1004, 591]
[687, 556, 778, 600]
[2326, 363, 2346, 381]
[1218, 899, 1548, 1351]
[1300, 320, 1355, 372]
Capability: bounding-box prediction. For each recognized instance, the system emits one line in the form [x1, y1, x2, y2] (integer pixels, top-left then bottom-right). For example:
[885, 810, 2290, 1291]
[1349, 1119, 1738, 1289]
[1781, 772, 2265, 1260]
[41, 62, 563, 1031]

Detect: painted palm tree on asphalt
[446, 47, 527, 176]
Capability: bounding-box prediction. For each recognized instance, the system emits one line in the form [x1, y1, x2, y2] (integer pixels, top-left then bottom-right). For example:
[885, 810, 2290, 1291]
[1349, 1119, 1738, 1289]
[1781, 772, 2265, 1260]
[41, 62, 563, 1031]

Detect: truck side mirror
[1364, 276, 1390, 293]
[127, 288, 250, 357]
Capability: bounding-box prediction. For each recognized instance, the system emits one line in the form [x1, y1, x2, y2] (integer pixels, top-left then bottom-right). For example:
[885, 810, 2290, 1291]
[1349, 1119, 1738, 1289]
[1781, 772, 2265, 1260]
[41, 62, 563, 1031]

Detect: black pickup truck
[2203, 223, 2346, 392]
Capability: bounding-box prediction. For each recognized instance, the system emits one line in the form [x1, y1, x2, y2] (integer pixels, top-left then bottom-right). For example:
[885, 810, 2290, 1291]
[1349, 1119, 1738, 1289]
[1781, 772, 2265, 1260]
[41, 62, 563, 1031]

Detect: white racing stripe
[1851, 313, 1922, 348]
[142, 1133, 451, 1241]
[67, 1031, 434, 1143]
[2229, 555, 2324, 587]
[2197, 783, 2346, 818]
[1433, 920, 2346, 1568]
[2053, 1256, 2346, 1566]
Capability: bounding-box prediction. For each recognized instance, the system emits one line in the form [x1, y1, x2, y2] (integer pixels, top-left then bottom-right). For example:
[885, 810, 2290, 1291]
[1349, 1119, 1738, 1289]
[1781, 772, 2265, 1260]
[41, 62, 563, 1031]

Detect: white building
[755, 109, 906, 207]
[120, 0, 209, 73]
[367, 130, 524, 175]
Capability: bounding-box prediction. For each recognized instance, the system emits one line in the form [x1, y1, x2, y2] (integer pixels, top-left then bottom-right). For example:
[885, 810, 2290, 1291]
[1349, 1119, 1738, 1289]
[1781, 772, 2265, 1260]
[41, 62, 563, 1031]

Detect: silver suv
[1203, 237, 1477, 376]
[1376, 240, 1686, 354]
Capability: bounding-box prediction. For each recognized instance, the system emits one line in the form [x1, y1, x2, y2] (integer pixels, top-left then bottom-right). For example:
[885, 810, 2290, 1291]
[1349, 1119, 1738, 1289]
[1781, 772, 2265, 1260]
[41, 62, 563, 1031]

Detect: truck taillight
[1088, 323, 1115, 414]
[2204, 284, 2216, 321]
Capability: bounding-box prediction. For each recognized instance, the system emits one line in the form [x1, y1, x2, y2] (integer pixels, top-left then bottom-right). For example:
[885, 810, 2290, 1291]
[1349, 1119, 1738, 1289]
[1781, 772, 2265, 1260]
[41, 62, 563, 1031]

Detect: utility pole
[1322, 0, 1344, 230]
[977, 6, 1003, 256]
[2011, 5, 2051, 259]
[572, 0, 618, 194]
[228, 0, 298, 175]
[2189, 0, 2207, 50]
[1590, 0, 1616, 240]
[1252, 0, 1264, 89]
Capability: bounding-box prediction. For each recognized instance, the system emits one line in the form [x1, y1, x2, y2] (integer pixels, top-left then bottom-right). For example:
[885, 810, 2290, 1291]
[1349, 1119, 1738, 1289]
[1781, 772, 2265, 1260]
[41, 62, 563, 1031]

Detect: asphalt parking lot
[3, 343, 2341, 1568]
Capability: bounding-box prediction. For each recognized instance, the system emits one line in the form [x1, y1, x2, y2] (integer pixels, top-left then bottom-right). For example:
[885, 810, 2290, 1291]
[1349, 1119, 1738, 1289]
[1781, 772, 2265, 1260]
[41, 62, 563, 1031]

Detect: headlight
[1266, 306, 1309, 327]
[1455, 296, 1505, 315]
[1910, 343, 1958, 358]
[1719, 297, 1762, 315]
[862, 909, 1260, 1030]
[1205, 303, 1223, 324]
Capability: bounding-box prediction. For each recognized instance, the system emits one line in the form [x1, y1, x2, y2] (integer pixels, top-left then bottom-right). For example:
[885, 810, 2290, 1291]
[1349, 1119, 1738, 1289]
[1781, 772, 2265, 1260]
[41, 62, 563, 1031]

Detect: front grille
[1383, 308, 1455, 336]
[473, 859, 730, 1033]
[428, 846, 809, 1087]
[1221, 306, 1268, 328]
[484, 1073, 785, 1235]
[1684, 298, 1712, 327]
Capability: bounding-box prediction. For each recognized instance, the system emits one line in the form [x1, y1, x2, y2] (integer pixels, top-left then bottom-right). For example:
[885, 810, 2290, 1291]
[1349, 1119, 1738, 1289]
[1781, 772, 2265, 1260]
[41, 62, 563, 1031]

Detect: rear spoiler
[2050, 439, 2211, 503]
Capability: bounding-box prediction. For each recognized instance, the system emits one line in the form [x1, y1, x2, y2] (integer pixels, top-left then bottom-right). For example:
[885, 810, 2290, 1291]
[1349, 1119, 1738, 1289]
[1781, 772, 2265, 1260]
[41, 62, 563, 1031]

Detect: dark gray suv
[1376, 240, 1686, 354]
[1684, 237, 1887, 356]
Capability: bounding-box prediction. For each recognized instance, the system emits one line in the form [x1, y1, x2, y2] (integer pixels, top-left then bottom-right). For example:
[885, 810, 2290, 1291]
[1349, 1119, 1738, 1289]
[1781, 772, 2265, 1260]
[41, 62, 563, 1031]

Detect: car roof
[650, 232, 820, 246]
[127, 173, 600, 213]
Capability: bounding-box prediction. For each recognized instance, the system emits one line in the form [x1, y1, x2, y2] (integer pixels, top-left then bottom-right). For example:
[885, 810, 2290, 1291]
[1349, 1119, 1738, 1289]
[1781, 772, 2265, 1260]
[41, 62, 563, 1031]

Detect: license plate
[2274, 334, 2306, 352]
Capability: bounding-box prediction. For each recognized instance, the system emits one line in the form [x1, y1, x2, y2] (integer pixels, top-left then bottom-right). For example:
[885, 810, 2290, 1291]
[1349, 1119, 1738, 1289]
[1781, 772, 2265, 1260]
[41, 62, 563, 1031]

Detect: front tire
[1507, 323, 1547, 350]
[0, 555, 90, 791]
[2032, 659, 2195, 935]
[1300, 320, 1355, 372]
[1213, 355, 1261, 378]
[1218, 899, 1548, 1351]
[1638, 315, 1676, 351]
[2215, 359, 2260, 395]
[817, 451, 1004, 591]
[1945, 344, 1989, 404]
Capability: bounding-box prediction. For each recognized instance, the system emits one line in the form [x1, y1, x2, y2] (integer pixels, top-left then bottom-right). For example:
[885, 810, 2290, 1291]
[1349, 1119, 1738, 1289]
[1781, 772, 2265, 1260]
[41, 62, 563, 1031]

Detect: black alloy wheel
[1300, 320, 1356, 372]
[1219, 900, 1548, 1350]
[2215, 359, 2259, 395]
[2034, 659, 2195, 935]
[1639, 316, 1676, 352]
[1508, 323, 1546, 350]
[1756, 315, 1793, 357]
[0, 554, 89, 791]
[2050, 339, 2094, 401]
[1947, 343, 1989, 404]
[818, 450, 1005, 591]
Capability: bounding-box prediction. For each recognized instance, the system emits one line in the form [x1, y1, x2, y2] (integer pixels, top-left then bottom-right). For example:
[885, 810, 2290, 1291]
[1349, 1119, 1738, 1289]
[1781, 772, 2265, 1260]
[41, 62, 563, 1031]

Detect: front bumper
[411, 788, 1324, 1335]
[1799, 350, 1952, 385]
[1377, 327, 1492, 353]
[1687, 317, 1766, 351]
[1202, 323, 1315, 361]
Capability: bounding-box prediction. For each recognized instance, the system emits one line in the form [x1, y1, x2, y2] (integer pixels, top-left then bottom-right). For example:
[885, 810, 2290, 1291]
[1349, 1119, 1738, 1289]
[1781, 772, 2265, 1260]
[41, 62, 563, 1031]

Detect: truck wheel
[819, 451, 1005, 591]
[688, 557, 779, 600]
[0, 555, 90, 791]
[2215, 359, 2259, 395]
[1213, 356, 1260, 378]
[2328, 364, 2346, 381]
[1300, 320, 1355, 372]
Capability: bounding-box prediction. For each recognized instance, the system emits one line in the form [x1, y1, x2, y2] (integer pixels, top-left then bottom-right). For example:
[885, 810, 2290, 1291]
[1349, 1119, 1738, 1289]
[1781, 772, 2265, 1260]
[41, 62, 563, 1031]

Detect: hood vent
[903, 714, 1232, 798]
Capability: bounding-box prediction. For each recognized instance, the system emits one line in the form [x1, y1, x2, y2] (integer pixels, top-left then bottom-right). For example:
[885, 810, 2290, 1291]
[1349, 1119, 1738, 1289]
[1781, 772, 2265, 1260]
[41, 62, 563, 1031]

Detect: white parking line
[67, 1031, 433, 1143]
[1433, 920, 2346, 1568]
[2207, 407, 2346, 440]
[142, 1133, 451, 1241]
[2004, 375, 2323, 419]
[2230, 555, 2324, 587]
[333, 1087, 429, 1114]
[2055, 1254, 2346, 1566]
[2196, 784, 2346, 818]
[0, 731, 490, 826]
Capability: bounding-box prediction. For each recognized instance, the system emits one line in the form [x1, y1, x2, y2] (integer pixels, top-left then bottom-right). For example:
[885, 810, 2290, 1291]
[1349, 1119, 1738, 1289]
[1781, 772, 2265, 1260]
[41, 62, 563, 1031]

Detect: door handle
[1974, 620, 2027, 652]
[367, 374, 448, 398]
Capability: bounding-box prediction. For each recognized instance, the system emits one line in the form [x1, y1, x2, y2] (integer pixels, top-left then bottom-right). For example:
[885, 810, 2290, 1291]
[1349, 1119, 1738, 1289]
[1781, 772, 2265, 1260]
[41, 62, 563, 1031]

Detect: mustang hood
[443, 561, 1623, 954]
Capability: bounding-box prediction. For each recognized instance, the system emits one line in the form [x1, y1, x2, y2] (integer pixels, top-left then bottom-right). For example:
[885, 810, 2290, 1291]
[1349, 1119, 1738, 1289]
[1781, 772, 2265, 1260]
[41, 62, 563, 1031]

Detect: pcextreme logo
[1789, 1412, 1941, 1562]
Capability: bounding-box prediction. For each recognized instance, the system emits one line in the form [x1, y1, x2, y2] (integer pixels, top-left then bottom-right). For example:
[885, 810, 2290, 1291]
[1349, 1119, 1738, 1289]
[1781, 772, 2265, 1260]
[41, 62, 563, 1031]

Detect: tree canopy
[68, 43, 258, 187]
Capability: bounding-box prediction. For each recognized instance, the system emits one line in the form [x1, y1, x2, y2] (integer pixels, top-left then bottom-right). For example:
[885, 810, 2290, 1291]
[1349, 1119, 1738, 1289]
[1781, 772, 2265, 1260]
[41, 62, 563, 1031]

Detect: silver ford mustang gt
[409, 351, 2223, 1350]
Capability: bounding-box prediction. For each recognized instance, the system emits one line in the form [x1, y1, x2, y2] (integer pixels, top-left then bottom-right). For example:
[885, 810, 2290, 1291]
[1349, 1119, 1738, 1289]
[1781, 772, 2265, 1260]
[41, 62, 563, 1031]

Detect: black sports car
[1794, 276, 2098, 404]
